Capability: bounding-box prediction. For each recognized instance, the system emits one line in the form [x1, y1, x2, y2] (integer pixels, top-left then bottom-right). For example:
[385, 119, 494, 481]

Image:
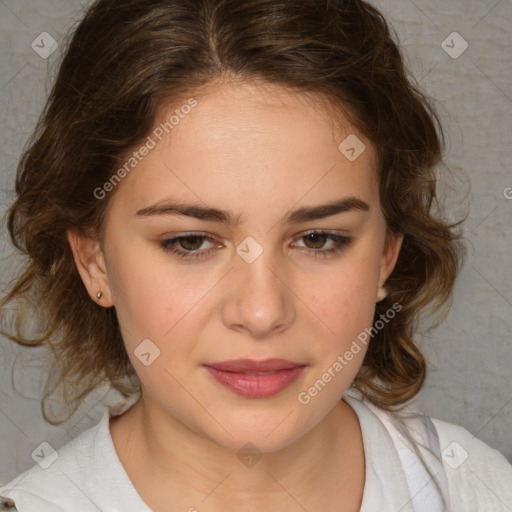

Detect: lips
[205, 358, 304, 373]
[203, 359, 306, 398]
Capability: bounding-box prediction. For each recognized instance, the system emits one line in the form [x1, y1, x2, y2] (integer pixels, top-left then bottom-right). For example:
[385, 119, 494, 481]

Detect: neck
[110, 394, 364, 510]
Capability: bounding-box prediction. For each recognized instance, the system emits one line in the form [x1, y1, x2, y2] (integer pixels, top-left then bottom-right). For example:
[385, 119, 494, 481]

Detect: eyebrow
[135, 196, 370, 225]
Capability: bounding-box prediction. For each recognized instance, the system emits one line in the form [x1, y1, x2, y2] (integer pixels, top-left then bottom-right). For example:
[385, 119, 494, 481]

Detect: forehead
[106, 80, 379, 221]
[156, 80, 367, 154]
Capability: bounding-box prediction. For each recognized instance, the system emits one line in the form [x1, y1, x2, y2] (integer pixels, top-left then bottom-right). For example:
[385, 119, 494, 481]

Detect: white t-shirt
[1, 390, 511, 511]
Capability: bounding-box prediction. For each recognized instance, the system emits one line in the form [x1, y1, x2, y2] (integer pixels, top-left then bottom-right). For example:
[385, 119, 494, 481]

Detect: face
[70, 80, 402, 453]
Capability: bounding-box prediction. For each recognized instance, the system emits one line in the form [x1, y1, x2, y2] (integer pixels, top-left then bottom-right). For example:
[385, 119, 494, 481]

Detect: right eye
[159, 233, 220, 260]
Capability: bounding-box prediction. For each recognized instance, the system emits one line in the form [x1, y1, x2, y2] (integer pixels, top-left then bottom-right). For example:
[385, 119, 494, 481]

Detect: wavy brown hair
[1, 0, 465, 424]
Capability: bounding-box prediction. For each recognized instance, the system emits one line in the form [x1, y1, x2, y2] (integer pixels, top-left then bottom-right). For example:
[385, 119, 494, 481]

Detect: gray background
[0, 0, 511, 486]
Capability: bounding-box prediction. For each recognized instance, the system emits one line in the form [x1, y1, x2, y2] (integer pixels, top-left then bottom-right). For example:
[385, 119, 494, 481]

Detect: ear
[378, 230, 404, 290]
[67, 228, 114, 307]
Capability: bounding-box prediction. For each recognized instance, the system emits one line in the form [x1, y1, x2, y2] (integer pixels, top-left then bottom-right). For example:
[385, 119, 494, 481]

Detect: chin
[198, 406, 318, 455]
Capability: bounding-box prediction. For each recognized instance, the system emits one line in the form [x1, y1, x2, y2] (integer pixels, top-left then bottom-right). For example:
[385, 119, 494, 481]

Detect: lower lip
[204, 366, 305, 398]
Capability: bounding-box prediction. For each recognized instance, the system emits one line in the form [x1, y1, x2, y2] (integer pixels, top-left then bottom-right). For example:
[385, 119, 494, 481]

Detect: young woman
[1, 0, 511, 511]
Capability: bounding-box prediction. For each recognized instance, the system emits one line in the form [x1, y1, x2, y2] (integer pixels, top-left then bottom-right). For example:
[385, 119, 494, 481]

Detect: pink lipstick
[203, 358, 305, 398]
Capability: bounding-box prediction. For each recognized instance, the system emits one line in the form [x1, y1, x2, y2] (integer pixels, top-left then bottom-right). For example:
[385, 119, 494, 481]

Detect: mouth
[203, 359, 306, 398]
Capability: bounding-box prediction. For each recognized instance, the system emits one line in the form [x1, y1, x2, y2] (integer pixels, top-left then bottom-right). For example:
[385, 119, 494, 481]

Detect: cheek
[105, 249, 204, 393]
[308, 254, 380, 345]
[106, 244, 217, 347]
[299, 265, 378, 402]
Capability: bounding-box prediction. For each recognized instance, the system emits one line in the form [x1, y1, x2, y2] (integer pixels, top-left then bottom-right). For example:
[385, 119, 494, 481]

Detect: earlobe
[376, 287, 388, 302]
[67, 229, 113, 306]
[378, 231, 404, 292]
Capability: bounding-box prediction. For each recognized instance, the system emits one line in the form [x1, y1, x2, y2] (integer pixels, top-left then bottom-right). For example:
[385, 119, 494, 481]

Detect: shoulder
[0, 411, 109, 511]
[431, 417, 512, 510]
[345, 388, 512, 511]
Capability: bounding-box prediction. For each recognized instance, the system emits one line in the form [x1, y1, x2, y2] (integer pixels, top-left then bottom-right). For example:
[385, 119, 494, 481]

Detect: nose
[222, 246, 295, 339]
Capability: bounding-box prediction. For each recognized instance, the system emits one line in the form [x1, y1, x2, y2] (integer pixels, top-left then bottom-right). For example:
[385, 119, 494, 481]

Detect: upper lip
[204, 358, 305, 372]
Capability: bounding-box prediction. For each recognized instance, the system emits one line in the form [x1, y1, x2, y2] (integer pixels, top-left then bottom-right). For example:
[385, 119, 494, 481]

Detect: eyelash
[159, 230, 353, 261]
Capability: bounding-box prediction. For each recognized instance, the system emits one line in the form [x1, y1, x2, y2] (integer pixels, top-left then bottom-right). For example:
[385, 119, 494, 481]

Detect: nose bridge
[236, 236, 285, 307]
[239, 242, 281, 295]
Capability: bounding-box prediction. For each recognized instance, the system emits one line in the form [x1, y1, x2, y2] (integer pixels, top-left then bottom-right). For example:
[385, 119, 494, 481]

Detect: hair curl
[1, 0, 465, 424]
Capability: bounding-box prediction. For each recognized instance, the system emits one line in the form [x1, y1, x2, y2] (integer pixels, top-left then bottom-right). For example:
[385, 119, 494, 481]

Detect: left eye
[159, 231, 352, 260]
[292, 230, 353, 257]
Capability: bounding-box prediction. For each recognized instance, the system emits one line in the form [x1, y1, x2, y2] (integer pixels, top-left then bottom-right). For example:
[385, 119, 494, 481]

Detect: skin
[68, 79, 403, 511]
